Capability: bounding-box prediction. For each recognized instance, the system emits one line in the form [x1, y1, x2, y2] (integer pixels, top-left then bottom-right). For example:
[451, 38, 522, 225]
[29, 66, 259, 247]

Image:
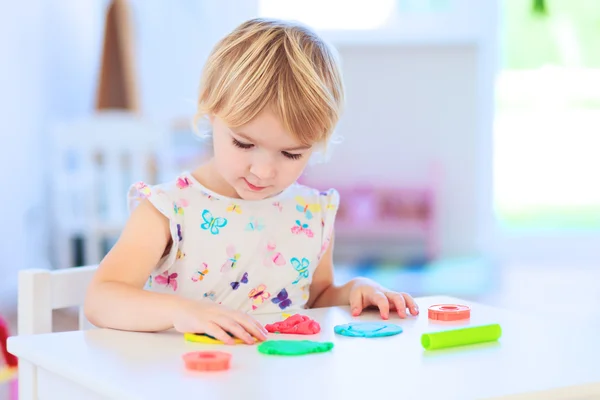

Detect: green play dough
[257, 340, 334, 356]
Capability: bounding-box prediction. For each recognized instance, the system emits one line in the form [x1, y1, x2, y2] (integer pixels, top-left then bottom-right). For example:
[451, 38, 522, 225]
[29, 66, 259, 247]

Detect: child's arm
[307, 233, 419, 319]
[84, 200, 268, 342]
[84, 199, 184, 331]
[307, 233, 368, 308]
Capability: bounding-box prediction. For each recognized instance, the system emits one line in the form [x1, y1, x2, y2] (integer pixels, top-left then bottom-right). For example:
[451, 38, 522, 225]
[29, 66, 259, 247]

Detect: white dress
[128, 172, 339, 314]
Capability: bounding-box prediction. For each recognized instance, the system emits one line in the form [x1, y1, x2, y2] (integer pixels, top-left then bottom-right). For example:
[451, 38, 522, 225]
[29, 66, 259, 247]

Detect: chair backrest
[17, 266, 98, 335]
[51, 110, 170, 229]
[50, 110, 173, 267]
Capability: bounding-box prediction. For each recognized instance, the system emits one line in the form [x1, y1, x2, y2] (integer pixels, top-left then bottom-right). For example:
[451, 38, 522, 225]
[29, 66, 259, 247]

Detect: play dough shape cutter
[182, 351, 231, 371]
[428, 304, 471, 321]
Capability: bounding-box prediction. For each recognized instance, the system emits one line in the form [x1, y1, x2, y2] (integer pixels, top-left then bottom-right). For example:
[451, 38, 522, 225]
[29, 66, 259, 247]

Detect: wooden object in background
[95, 0, 138, 112]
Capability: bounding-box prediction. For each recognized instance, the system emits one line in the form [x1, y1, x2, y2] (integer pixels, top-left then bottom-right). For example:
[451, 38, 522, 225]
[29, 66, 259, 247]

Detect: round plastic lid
[428, 304, 471, 321]
[182, 351, 232, 371]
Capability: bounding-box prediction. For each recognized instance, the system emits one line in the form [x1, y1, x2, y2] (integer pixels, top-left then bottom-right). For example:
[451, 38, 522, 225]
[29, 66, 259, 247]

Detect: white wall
[0, 0, 46, 307]
[304, 44, 482, 257]
[300, 0, 499, 260]
[130, 0, 259, 120]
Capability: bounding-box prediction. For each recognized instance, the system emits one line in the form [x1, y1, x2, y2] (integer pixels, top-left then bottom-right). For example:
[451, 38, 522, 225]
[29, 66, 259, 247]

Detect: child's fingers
[214, 316, 255, 344]
[251, 315, 269, 336]
[386, 293, 407, 318]
[349, 289, 364, 316]
[251, 319, 269, 339]
[369, 291, 390, 320]
[233, 313, 268, 341]
[402, 293, 419, 315]
[203, 322, 236, 345]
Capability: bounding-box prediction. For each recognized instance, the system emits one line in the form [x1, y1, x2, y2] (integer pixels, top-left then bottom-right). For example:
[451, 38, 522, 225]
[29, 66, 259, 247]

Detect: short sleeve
[127, 181, 183, 275]
[317, 188, 340, 260]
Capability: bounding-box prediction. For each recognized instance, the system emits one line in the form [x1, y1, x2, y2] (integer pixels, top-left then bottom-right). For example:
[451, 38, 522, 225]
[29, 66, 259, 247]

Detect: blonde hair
[195, 18, 344, 147]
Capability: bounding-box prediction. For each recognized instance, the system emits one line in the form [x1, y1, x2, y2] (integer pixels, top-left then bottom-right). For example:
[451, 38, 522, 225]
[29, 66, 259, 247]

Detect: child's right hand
[172, 298, 268, 345]
[85, 199, 268, 341]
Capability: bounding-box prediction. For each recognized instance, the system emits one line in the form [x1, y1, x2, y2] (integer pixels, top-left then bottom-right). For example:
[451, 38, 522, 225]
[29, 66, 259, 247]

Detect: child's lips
[244, 178, 267, 191]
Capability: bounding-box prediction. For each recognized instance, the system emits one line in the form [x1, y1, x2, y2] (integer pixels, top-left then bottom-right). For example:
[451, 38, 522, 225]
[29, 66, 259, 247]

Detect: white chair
[50, 110, 173, 269]
[18, 266, 98, 335]
[16, 266, 98, 400]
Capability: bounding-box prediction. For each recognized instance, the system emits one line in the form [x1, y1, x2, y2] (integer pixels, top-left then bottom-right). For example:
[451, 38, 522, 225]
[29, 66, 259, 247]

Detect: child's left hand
[349, 278, 419, 319]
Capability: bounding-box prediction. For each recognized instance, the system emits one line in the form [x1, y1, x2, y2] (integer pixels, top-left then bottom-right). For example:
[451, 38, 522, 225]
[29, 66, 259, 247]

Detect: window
[259, 0, 454, 31]
[494, 0, 600, 230]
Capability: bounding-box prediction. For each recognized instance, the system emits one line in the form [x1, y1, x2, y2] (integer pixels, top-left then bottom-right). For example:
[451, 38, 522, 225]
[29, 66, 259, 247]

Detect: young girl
[84, 18, 419, 345]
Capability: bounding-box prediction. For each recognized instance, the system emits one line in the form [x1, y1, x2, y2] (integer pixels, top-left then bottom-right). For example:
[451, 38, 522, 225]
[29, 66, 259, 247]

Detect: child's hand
[349, 278, 419, 319]
[172, 298, 268, 345]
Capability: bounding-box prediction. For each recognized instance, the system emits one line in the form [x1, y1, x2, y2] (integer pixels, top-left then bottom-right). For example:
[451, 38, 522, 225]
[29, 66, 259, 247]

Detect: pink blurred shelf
[300, 174, 441, 259]
[334, 221, 430, 239]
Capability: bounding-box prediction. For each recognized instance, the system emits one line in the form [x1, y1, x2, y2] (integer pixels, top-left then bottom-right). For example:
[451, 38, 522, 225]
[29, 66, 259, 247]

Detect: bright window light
[258, 0, 396, 30]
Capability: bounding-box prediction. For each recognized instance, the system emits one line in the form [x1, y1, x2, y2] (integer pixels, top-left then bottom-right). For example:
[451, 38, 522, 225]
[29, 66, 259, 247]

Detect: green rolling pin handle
[421, 323, 502, 350]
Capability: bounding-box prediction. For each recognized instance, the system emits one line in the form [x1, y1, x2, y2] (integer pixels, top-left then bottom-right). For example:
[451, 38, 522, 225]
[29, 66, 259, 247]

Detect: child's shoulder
[286, 182, 340, 206]
[126, 173, 207, 215]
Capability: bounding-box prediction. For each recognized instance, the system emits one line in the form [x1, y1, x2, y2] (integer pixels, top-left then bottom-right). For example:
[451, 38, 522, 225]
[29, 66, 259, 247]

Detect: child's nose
[249, 159, 276, 181]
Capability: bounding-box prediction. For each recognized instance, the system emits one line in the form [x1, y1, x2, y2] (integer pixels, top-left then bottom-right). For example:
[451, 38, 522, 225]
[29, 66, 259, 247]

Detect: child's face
[210, 109, 314, 200]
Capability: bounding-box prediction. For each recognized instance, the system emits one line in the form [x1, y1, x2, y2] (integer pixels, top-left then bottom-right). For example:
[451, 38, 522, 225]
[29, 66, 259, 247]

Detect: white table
[8, 295, 600, 400]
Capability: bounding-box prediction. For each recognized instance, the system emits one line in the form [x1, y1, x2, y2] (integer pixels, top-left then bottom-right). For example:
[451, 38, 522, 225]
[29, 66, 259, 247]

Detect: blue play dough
[334, 322, 403, 338]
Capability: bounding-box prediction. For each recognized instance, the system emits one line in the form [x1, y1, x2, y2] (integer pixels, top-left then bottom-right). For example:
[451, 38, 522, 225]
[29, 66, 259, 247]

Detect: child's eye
[232, 138, 253, 149]
[282, 151, 302, 160]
